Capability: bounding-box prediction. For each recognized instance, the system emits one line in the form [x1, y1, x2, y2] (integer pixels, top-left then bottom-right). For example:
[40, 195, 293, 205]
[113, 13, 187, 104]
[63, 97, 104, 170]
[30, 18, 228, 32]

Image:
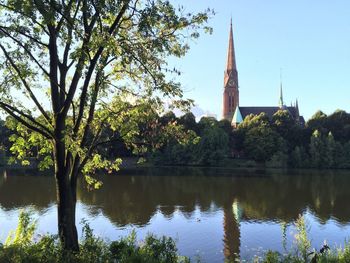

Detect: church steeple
[223, 19, 239, 121]
[226, 19, 237, 73]
[295, 99, 300, 117]
[278, 83, 284, 108]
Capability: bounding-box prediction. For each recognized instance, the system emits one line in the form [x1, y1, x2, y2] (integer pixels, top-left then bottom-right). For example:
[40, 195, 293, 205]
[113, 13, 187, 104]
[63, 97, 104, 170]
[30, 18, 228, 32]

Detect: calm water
[1, 168, 350, 262]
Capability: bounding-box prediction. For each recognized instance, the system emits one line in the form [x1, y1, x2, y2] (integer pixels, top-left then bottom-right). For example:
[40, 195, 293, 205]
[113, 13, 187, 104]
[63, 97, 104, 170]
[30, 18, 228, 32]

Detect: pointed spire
[295, 98, 300, 119]
[278, 69, 285, 108]
[279, 82, 284, 108]
[226, 18, 237, 72]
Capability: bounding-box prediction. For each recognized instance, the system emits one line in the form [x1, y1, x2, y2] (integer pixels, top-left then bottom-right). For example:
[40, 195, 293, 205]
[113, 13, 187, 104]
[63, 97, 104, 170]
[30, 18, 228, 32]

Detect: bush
[259, 215, 350, 263]
[0, 211, 189, 263]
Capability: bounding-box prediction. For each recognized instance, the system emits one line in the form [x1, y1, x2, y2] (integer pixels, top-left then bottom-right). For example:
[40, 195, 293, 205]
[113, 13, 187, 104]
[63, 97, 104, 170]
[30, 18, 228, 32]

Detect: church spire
[226, 18, 237, 72]
[223, 19, 239, 121]
[295, 98, 299, 115]
[278, 69, 285, 108]
[279, 83, 284, 108]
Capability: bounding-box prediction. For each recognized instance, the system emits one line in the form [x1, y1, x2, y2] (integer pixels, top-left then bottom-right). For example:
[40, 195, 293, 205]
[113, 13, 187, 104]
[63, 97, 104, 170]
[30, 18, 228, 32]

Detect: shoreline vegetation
[1, 211, 349, 262]
[3, 109, 350, 172]
[0, 211, 190, 263]
[3, 157, 350, 173]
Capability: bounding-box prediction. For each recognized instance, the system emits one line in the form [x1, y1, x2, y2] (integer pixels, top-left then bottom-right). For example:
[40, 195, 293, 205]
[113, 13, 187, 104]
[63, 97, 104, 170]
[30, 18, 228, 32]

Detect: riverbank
[0, 212, 189, 263]
[2, 212, 350, 262]
[2, 156, 350, 178]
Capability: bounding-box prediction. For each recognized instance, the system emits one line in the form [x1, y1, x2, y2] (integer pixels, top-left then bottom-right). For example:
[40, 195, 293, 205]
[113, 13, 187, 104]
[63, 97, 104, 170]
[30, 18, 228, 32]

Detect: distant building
[222, 20, 305, 127]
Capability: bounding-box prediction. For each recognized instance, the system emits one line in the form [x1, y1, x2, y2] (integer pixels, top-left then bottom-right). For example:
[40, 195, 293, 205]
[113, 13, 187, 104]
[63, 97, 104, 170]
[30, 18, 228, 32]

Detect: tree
[324, 132, 336, 168]
[178, 112, 197, 133]
[309, 130, 325, 168]
[160, 111, 177, 126]
[0, 118, 12, 157]
[237, 113, 283, 162]
[0, 0, 212, 250]
[243, 123, 283, 162]
[290, 146, 309, 168]
[325, 110, 350, 142]
[307, 111, 328, 135]
[197, 116, 218, 134]
[272, 110, 301, 151]
[196, 126, 229, 166]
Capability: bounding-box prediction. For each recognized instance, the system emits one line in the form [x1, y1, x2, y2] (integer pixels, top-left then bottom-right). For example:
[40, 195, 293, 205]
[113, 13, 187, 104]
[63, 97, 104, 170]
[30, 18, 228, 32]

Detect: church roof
[232, 106, 243, 124]
[239, 106, 299, 120]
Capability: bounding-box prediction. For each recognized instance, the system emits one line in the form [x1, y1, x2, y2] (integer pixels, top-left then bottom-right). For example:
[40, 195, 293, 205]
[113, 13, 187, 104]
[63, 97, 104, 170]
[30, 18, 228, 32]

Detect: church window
[228, 93, 232, 109]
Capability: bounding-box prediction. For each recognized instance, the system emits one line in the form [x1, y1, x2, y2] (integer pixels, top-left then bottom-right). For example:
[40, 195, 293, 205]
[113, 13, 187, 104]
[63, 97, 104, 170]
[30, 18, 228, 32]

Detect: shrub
[0, 211, 188, 263]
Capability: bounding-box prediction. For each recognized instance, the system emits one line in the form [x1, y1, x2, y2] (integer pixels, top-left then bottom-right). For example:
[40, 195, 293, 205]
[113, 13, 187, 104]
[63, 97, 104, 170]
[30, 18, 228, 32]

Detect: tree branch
[0, 28, 50, 78]
[0, 43, 52, 124]
[0, 4, 49, 34]
[72, 1, 131, 133]
[61, 6, 100, 118]
[0, 25, 49, 47]
[0, 101, 52, 139]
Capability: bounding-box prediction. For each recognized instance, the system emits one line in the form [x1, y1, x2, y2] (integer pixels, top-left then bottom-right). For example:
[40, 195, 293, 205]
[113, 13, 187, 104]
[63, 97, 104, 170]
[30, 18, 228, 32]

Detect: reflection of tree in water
[76, 168, 350, 226]
[75, 168, 350, 261]
[1, 167, 347, 225]
[0, 171, 56, 212]
[1, 167, 350, 260]
[0, 171, 4, 188]
[236, 171, 350, 224]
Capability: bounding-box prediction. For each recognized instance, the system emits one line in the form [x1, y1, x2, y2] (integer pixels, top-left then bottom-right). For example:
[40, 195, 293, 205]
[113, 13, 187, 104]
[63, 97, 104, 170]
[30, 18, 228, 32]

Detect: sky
[169, 0, 350, 121]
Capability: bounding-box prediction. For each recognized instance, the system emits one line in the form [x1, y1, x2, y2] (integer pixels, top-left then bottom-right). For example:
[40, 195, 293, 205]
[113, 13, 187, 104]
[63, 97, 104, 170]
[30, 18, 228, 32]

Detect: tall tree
[178, 112, 197, 133]
[0, 0, 212, 250]
[237, 113, 283, 162]
[309, 130, 325, 168]
[272, 109, 301, 151]
[307, 110, 328, 135]
[196, 125, 229, 165]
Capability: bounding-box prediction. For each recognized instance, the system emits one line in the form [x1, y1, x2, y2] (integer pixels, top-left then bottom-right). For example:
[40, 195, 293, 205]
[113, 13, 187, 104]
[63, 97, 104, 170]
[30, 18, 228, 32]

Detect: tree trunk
[54, 116, 79, 251]
[55, 168, 79, 251]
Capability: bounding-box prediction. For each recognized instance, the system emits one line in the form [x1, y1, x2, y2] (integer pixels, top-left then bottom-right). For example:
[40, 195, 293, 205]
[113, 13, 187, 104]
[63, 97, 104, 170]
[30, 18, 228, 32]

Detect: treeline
[235, 109, 350, 168]
[144, 109, 350, 169]
[1, 109, 350, 169]
[0, 111, 231, 167]
[148, 111, 231, 166]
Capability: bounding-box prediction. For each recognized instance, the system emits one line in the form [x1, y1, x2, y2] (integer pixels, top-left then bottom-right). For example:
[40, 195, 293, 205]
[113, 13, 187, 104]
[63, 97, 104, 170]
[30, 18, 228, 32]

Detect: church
[222, 21, 305, 126]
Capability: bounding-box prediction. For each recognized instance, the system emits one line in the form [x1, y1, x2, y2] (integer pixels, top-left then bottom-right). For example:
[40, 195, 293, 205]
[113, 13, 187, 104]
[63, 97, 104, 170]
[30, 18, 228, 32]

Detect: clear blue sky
[170, 0, 350, 121]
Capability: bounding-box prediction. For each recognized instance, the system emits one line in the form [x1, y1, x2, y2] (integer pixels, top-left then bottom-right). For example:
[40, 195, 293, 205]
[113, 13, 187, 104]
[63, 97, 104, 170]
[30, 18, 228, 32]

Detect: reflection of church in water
[222, 20, 305, 126]
[2, 169, 350, 261]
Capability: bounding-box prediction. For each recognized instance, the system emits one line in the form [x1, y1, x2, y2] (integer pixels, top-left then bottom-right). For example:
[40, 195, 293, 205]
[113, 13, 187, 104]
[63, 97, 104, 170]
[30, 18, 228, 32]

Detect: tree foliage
[237, 113, 284, 162]
[0, 0, 213, 250]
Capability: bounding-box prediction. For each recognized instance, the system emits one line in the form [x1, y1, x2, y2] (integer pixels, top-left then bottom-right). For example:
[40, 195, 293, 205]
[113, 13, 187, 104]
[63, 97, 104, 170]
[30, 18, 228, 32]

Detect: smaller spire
[295, 98, 300, 119]
[278, 69, 285, 108]
[279, 83, 284, 108]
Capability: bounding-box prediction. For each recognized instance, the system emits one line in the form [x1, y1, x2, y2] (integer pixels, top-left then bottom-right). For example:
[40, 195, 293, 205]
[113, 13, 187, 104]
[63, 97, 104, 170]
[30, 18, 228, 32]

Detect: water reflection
[1, 168, 350, 261]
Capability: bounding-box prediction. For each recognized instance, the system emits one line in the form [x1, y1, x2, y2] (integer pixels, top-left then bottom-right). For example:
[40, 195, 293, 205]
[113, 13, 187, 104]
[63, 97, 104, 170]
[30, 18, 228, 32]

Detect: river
[0, 167, 350, 262]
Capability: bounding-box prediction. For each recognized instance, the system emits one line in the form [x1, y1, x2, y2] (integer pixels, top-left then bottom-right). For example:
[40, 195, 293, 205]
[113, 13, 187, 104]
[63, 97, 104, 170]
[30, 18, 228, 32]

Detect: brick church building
[222, 20, 304, 127]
